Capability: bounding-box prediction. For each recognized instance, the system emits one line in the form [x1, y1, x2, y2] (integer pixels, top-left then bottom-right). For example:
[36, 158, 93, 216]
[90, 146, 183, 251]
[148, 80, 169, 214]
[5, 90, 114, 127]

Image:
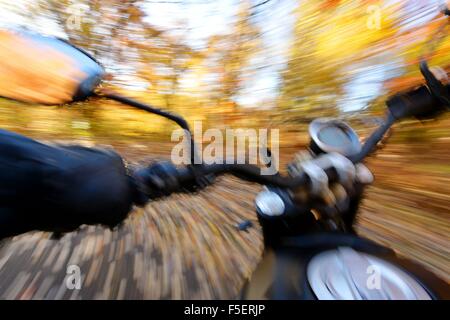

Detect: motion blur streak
[0, 0, 448, 298]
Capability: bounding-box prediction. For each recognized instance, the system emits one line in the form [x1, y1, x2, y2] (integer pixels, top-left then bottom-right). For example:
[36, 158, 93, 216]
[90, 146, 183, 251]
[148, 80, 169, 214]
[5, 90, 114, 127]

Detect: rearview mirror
[0, 30, 199, 165]
[0, 30, 104, 105]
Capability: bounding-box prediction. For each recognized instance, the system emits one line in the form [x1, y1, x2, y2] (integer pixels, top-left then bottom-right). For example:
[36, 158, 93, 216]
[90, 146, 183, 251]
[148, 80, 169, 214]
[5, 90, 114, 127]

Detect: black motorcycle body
[242, 232, 450, 300]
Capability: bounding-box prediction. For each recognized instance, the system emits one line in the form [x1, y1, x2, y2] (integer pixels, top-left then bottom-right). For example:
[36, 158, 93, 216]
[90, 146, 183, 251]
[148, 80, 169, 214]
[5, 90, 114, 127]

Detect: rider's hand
[0, 130, 136, 239]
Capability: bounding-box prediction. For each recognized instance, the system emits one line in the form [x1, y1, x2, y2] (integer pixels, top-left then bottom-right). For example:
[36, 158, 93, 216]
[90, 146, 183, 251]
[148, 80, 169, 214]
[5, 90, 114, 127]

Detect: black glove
[0, 129, 135, 239]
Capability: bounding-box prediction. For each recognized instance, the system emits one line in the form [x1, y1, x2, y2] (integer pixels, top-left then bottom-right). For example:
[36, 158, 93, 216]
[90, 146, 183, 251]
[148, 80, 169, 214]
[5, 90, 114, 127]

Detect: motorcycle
[1, 10, 450, 300]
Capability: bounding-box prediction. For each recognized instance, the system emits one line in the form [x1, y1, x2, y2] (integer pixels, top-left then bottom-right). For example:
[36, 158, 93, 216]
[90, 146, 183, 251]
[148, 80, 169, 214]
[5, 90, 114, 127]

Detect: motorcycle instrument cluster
[308, 118, 362, 157]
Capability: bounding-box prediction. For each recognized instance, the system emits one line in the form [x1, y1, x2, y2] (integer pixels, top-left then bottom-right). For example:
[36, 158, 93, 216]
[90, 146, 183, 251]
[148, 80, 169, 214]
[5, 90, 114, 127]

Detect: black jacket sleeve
[0, 129, 135, 239]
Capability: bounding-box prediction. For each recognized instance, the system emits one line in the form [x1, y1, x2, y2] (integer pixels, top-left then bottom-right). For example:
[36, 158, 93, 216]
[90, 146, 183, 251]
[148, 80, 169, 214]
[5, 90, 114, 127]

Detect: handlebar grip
[386, 85, 444, 120]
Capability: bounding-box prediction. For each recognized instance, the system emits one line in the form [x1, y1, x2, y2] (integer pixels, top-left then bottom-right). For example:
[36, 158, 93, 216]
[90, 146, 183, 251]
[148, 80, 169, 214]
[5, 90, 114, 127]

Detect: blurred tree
[3, 0, 448, 124]
[28, 0, 263, 117]
[278, 0, 399, 120]
[202, 0, 263, 115]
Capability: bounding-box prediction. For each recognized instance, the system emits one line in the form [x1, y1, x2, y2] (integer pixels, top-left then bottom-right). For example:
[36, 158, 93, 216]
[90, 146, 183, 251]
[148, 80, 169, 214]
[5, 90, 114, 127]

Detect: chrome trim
[309, 118, 362, 156]
[307, 247, 432, 300]
[255, 190, 285, 217]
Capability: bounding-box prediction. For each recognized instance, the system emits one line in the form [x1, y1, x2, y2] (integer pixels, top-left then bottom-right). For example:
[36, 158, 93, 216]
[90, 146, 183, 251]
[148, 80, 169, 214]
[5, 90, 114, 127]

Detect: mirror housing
[0, 30, 104, 104]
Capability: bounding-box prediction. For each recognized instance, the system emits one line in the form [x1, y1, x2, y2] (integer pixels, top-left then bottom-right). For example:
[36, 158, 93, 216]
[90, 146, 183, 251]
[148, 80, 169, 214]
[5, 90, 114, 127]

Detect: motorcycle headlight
[308, 118, 361, 157]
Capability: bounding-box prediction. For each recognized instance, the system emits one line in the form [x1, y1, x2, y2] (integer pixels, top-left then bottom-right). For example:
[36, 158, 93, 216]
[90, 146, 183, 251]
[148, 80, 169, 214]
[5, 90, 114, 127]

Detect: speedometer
[308, 118, 361, 157]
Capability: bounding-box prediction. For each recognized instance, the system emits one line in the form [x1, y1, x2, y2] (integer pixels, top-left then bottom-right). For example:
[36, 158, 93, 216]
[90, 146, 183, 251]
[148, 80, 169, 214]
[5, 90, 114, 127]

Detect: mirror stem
[98, 90, 201, 166]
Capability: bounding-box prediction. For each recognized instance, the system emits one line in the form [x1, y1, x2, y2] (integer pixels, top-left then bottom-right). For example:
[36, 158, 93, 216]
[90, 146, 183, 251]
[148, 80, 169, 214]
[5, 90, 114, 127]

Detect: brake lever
[420, 60, 450, 108]
[418, 6, 450, 109]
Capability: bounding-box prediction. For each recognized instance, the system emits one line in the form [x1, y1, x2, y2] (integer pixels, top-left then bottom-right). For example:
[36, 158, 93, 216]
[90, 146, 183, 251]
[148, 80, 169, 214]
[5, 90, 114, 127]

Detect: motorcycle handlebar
[178, 163, 311, 188]
[133, 77, 450, 201]
[134, 161, 339, 202]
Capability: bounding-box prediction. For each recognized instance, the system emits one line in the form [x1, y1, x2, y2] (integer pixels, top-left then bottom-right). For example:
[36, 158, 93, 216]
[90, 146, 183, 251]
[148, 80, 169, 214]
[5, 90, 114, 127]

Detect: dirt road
[0, 142, 448, 299]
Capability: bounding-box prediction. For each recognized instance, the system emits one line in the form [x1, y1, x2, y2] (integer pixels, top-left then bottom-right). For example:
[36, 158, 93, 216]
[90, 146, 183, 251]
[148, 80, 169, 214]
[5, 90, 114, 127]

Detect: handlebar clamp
[132, 162, 215, 203]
